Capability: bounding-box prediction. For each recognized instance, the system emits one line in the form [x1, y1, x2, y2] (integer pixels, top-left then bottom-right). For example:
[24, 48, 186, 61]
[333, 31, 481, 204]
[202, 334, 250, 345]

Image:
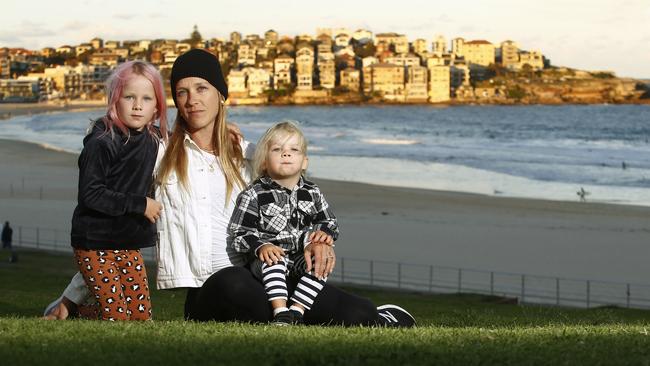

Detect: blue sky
[2, 0, 649, 78]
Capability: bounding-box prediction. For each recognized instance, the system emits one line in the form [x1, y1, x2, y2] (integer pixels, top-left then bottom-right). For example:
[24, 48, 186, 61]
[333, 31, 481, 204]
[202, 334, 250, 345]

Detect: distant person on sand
[2, 221, 12, 249]
[68, 60, 168, 321]
[228, 122, 338, 325]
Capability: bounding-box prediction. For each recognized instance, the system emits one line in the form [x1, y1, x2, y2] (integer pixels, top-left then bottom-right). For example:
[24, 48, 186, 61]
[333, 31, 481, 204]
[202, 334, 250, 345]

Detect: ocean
[1, 104, 649, 206]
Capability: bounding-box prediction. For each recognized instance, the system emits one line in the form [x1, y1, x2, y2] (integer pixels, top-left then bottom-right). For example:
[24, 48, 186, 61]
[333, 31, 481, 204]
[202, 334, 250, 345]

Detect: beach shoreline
[0, 101, 105, 120]
[1, 138, 649, 285]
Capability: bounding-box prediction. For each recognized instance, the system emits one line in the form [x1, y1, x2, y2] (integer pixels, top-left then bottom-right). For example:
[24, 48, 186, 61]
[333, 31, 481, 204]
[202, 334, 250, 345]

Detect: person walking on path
[2, 221, 12, 249]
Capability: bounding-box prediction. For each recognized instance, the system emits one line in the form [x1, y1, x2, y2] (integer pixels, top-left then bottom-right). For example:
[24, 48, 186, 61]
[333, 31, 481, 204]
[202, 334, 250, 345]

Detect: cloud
[0, 20, 54, 46]
[59, 21, 90, 32]
[113, 13, 137, 20]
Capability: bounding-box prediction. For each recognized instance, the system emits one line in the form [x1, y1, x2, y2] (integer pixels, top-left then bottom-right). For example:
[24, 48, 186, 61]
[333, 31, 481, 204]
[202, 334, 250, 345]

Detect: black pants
[184, 266, 380, 326]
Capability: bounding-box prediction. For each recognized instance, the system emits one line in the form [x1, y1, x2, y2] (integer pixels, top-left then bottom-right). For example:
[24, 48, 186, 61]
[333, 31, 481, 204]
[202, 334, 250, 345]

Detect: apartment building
[500, 40, 519, 69]
[352, 29, 373, 44]
[296, 45, 315, 90]
[230, 32, 242, 45]
[228, 69, 247, 94]
[334, 33, 351, 48]
[451, 37, 464, 57]
[104, 41, 120, 49]
[75, 44, 93, 56]
[375, 33, 409, 54]
[238, 43, 257, 66]
[318, 58, 336, 89]
[450, 62, 471, 89]
[0, 77, 40, 102]
[273, 54, 294, 89]
[432, 35, 447, 55]
[74, 64, 112, 94]
[264, 29, 279, 46]
[90, 37, 103, 50]
[246, 67, 272, 96]
[56, 45, 74, 54]
[518, 50, 544, 70]
[0, 53, 9, 79]
[428, 65, 451, 102]
[385, 53, 422, 68]
[463, 40, 495, 67]
[412, 39, 428, 55]
[89, 49, 120, 66]
[363, 63, 405, 98]
[405, 65, 428, 101]
[339, 68, 360, 92]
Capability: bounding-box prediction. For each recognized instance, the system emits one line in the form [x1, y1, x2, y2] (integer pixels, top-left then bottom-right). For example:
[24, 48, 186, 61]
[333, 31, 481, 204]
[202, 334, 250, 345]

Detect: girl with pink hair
[69, 60, 168, 321]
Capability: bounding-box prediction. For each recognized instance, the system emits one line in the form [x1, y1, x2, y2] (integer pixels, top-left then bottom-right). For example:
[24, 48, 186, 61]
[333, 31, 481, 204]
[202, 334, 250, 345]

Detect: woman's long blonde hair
[156, 92, 246, 202]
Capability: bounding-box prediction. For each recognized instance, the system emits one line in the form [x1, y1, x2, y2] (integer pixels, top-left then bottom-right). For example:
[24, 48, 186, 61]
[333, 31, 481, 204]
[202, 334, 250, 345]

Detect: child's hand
[308, 231, 333, 246]
[258, 244, 285, 266]
[144, 197, 162, 223]
[226, 122, 243, 144]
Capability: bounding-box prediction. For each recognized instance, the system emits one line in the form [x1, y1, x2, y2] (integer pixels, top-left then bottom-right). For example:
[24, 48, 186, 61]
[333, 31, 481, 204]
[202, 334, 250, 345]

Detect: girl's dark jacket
[71, 119, 160, 250]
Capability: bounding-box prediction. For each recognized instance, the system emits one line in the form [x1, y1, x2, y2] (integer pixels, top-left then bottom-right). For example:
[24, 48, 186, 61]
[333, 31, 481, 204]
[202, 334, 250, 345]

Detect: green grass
[2, 249, 650, 365]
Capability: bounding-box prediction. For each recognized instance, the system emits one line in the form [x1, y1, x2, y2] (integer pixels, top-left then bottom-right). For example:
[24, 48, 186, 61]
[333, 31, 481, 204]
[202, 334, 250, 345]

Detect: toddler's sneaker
[272, 310, 293, 326]
[289, 309, 304, 325]
[377, 304, 416, 327]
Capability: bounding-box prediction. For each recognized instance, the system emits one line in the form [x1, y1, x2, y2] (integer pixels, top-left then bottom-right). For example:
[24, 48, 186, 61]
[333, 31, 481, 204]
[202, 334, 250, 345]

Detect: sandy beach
[1, 137, 649, 285]
[0, 102, 105, 120]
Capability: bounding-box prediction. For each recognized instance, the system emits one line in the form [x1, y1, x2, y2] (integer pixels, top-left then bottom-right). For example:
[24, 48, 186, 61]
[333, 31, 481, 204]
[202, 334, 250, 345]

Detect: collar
[259, 175, 306, 191]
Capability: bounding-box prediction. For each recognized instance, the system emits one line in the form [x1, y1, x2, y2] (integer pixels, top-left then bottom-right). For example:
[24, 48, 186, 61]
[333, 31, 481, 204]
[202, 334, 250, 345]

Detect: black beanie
[170, 49, 228, 107]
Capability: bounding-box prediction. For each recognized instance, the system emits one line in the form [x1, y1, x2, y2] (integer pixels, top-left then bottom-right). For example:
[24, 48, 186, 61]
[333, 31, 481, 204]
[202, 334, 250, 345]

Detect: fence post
[429, 265, 434, 292]
[521, 275, 525, 303]
[397, 263, 402, 289]
[626, 283, 630, 308]
[370, 260, 374, 286]
[341, 258, 345, 283]
[458, 269, 462, 293]
[490, 272, 494, 296]
[556, 278, 560, 306]
[36, 227, 40, 248]
[586, 281, 591, 308]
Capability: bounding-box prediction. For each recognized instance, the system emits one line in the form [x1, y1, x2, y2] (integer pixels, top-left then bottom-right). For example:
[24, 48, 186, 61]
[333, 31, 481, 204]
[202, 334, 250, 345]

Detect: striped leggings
[250, 253, 326, 311]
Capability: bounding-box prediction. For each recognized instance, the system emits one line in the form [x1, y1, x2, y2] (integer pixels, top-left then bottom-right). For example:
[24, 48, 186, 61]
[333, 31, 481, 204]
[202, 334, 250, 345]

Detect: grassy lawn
[1, 249, 650, 365]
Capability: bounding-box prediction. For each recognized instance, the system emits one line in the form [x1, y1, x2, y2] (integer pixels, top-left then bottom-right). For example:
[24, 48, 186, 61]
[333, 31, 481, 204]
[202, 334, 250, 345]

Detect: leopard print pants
[74, 249, 151, 321]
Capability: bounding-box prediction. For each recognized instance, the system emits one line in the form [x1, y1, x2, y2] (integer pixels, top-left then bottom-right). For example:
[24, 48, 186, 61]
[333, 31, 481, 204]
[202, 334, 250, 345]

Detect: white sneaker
[43, 295, 64, 317]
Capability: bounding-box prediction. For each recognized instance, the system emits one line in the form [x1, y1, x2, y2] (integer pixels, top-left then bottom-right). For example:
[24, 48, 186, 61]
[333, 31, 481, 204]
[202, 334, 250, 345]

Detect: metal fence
[10, 225, 650, 310]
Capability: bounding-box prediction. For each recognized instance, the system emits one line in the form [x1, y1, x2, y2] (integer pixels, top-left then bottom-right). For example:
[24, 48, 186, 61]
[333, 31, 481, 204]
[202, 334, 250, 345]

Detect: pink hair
[103, 60, 168, 139]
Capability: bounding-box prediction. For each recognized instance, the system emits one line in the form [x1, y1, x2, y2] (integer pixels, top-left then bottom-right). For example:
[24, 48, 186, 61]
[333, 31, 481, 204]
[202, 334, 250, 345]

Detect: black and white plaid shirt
[228, 175, 339, 255]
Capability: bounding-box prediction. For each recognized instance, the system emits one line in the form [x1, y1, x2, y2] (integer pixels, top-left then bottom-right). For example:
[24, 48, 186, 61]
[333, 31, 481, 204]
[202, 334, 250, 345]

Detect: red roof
[465, 40, 492, 45]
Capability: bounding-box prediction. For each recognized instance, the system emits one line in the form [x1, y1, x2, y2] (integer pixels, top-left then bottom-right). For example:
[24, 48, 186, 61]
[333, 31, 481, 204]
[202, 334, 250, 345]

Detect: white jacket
[63, 135, 255, 301]
[155, 135, 253, 289]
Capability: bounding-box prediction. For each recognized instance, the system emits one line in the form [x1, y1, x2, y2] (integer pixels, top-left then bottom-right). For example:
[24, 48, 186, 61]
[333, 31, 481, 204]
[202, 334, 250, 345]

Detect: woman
[45, 49, 415, 327]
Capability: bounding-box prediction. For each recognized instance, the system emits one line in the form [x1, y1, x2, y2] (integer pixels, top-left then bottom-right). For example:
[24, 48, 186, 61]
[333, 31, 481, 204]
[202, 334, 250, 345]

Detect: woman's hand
[305, 242, 336, 280]
[258, 244, 285, 266]
[144, 197, 162, 223]
[308, 230, 334, 246]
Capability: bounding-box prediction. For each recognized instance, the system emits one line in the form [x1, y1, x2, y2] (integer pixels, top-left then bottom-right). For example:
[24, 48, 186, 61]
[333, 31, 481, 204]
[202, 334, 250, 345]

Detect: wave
[361, 138, 421, 145]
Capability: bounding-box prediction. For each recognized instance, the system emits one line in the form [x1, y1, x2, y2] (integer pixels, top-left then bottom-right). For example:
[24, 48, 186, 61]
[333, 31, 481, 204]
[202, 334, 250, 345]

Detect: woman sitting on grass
[45, 49, 415, 327]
